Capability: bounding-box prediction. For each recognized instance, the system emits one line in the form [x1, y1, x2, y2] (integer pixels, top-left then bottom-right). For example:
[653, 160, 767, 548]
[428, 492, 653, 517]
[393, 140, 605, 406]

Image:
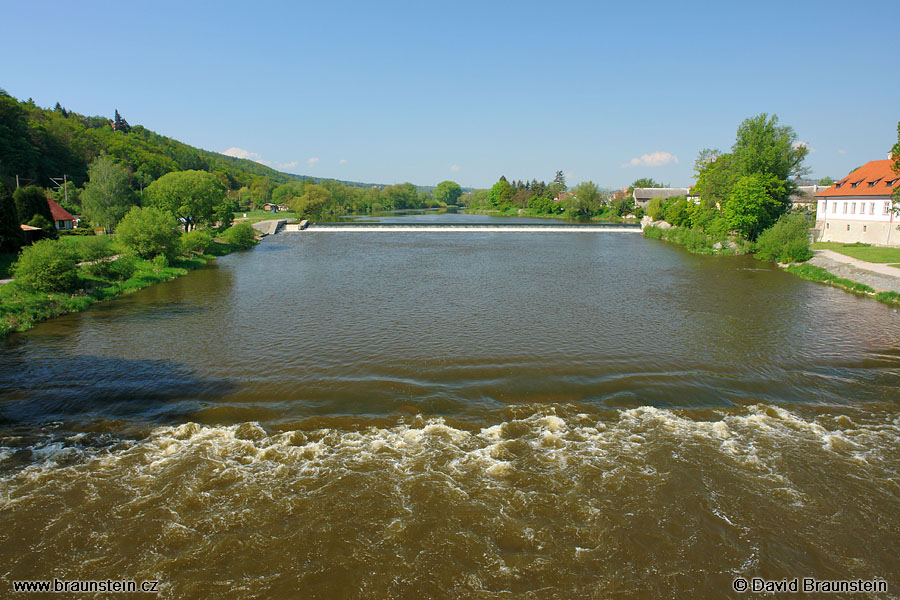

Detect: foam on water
[1, 404, 897, 598]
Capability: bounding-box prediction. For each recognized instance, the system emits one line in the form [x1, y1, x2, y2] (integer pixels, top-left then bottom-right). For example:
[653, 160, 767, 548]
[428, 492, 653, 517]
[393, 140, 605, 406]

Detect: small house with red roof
[814, 159, 900, 246]
[47, 198, 76, 230]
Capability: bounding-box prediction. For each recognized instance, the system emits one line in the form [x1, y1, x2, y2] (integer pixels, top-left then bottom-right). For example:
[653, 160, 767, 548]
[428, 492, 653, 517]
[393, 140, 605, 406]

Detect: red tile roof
[47, 197, 75, 221]
[815, 159, 900, 198]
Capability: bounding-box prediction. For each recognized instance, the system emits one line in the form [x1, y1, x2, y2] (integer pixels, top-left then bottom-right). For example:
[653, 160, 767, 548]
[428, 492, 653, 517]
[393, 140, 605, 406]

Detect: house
[632, 187, 690, 208]
[791, 185, 830, 211]
[814, 159, 900, 246]
[47, 198, 75, 230]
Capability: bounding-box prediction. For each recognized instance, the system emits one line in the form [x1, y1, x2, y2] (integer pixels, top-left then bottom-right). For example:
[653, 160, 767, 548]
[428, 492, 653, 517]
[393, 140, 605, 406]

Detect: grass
[811, 242, 900, 263]
[233, 210, 299, 224]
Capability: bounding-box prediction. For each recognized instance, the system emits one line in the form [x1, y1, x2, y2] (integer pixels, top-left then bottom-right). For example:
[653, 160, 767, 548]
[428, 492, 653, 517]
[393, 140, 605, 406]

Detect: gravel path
[808, 251, 900, 293]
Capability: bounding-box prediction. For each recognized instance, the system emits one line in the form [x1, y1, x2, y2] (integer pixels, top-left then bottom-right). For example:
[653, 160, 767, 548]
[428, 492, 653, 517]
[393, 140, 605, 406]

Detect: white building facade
[815, 159, 900, 246]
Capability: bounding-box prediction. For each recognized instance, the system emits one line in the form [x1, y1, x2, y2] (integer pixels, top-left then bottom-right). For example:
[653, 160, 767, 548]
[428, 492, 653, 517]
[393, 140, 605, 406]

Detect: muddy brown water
[1, 214, 898, 598]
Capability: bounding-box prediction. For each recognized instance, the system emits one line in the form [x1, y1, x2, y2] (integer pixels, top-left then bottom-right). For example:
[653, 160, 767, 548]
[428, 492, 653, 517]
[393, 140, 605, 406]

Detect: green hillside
[0, 90, 298, 193]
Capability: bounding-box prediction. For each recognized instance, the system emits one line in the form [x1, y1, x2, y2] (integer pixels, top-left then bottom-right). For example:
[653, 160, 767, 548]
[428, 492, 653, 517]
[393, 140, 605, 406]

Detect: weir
[283, 222, 642, 233]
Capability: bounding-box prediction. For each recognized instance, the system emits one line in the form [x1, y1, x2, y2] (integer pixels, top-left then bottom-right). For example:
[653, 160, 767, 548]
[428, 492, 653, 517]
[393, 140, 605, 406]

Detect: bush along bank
[0, 222, 259, 337]
[642, 221, 752, 255]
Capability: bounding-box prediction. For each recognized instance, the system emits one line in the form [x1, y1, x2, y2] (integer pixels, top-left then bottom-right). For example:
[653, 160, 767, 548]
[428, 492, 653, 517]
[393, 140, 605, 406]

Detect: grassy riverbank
[0, 239, 251, 337]
[784, 263, 900, 307]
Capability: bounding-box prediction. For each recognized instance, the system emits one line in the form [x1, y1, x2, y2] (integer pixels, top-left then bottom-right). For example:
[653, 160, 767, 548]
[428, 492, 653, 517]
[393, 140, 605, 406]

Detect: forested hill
[0, 90, 385, 194]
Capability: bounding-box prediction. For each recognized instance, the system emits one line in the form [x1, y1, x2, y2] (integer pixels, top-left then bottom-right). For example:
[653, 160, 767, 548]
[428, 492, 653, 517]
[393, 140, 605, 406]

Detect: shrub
[755, 213, 813, 264]
[180, 230, 212, 256]
[79, 236, 119, 279]
[222, 222, 257, 249]
[664, 198, 691, 227]
[12, 239, 79, 292]
[115, 206, 181, 260]
[106, 255, 136, 281]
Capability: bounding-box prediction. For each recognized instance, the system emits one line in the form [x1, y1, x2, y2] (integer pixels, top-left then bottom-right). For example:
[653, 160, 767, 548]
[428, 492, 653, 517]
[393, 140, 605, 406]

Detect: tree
[13, 185, 52, 225]
[250, 177, 275, 209]
[0, 182, 23, 252]
[81, 154, 135, 232]
[115, 206, 181, 259]
[723, 174, 784, 240]
[818, 176, 835, 186]
[488, 179, 514, 207]
[290, 184, 333, 219]
[627, 178, 666, 194]
[434, 180, 463, 206]
[567, 181, 602, 217]
[144, 170, 225, 231]
[693, 153, 738, 210]
[731, 113, 808, 206]
[27, 214, 58, 240]
[548, 170, 567, 199]
[113, 109, 131, 133]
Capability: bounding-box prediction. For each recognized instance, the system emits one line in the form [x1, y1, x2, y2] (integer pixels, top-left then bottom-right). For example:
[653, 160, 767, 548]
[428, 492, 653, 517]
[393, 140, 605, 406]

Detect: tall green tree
[434, 180, 463, 206]
[488, 179, 514, 207]
[0, 182, 23, 252]
[250, 177, 275, 209]
[568, 181, 602, 217]
[81, 154, 135, 232]
[731, 113, 808, 205]
[13, 185, 52, 224]
[723, 174, 785, 240]
[144, 170, 226, 231]
[693, 152, 738, 210]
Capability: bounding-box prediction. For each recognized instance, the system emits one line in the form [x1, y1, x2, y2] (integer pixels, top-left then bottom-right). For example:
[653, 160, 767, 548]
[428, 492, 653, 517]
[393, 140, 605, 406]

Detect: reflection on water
[1, 218, 899, 598]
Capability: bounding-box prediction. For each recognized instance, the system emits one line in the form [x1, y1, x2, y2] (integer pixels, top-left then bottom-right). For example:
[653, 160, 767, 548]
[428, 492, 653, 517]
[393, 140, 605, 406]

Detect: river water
[1, 214, 898, 598]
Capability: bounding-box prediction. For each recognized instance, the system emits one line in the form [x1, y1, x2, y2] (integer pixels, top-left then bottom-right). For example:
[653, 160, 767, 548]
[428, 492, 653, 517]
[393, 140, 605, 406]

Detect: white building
[814, 159, 900, 246]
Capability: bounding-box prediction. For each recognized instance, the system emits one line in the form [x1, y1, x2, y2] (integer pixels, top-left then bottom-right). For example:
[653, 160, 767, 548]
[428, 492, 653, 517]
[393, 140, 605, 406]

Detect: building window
[851, 203, 856, 214]
[870, 202, 875, 215]
[832, 201, 837, 213]
[885, 201, 892, 215]
[826, 222, 830, 229]
[863, 225, 867, 232]
[847, 224, 851, 231]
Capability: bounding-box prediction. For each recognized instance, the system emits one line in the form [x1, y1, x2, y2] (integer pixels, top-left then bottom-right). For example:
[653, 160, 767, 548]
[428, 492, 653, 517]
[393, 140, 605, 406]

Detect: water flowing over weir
[1, 214, 899, 599]
[284, 222, 643, 232]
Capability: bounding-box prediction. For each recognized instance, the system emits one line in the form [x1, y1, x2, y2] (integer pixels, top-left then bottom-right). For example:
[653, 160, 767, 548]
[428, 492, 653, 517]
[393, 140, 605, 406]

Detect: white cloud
[278, 161, 298, 170]
[621, 151, 679, 168]
[307, 157, 320, 166]
[794, 141, 815, 153]
[450, 164, 460, 172]
[839, 149, 847, 154]
[565, 171, 574, 180]
[223, 147, 270, 165]
[339, 159, 347, 164]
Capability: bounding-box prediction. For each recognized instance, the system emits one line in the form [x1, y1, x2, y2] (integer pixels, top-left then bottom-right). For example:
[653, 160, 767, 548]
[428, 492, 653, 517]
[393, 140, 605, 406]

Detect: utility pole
[49, 175, 69, 204]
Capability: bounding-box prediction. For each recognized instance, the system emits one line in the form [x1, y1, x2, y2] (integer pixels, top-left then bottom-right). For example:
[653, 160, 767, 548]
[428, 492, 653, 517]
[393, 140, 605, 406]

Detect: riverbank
[0, 238, 254, 338]
[783, 251, 900, 307]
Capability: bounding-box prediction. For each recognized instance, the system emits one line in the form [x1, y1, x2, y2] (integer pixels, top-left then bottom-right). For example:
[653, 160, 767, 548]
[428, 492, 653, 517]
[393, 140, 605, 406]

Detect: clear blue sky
[2, 0, 897, 189]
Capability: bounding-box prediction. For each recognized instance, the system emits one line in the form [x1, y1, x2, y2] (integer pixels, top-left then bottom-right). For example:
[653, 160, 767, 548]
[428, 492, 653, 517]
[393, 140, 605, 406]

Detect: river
[1, 213, 898, 598]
